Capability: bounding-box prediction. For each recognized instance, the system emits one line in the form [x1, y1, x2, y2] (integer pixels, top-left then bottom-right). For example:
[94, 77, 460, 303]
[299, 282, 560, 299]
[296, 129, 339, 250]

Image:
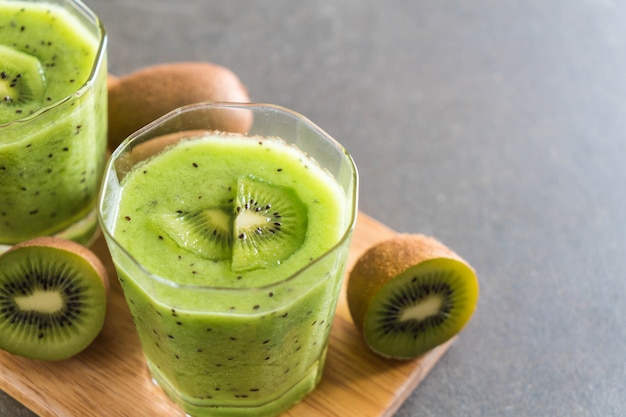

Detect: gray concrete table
[3, 0, 626, 416]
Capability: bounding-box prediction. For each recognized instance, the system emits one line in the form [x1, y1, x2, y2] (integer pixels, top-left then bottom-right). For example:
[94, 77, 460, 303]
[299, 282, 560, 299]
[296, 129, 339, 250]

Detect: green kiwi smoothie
[0, 0, 107, 245]
[107, 131, 354, 417]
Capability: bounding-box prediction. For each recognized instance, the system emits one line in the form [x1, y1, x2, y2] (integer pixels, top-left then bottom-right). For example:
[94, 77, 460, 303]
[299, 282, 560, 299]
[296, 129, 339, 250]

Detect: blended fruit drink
[99, 104, 358, 417]
[0, 0, 107, 248]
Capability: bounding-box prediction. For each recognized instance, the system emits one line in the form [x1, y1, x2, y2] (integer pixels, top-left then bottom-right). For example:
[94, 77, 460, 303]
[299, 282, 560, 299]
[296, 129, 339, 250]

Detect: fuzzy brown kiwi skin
[8, 236, 110, 295]
[346, 234, 475, 348]
[107, 62, 253, 150]
[107, 73, 119, 90]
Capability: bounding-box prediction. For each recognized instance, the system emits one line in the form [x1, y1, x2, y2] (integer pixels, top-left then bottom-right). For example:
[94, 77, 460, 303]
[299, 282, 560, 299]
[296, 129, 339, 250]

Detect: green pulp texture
[0, 1, 107, 244]
[111, 133, 350, 416]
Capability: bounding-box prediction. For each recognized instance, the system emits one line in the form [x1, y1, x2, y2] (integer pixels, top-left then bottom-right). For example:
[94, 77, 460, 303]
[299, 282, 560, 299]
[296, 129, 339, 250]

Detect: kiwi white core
[205, 208, 231, 228]
[235, 211, 269, 234]
[399, 295, 444, 322]
[14, 290, 63, 313]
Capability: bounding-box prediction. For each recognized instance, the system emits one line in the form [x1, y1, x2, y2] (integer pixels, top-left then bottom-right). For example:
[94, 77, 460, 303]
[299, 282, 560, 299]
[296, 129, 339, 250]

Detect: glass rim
[0, 0, 107, 129]
[98, 101, 359, 293]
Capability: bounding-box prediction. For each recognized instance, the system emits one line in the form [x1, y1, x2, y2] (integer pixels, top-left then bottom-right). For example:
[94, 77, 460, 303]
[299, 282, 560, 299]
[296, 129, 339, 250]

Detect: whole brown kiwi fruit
[107, 62, 253, 150]
[347, 234, 479, 359]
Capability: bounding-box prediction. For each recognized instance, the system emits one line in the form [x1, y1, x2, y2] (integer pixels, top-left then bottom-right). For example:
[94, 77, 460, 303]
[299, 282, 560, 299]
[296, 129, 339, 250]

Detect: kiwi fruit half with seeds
[347, 234, 479, 360]
[154, 174, 308, 272]
[232, 176, 307, 272]
[0, 237, 109, 361]
[0, 45, 46, 123]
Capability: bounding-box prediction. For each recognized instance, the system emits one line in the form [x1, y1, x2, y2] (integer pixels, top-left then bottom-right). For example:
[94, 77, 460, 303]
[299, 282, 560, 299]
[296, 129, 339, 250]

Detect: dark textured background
[3, 0, 626, 416]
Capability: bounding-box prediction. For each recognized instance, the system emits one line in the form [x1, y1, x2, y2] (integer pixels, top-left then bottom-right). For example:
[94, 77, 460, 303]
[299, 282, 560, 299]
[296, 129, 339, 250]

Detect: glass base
[0, 206, 100, 253]
[147, 356, 325, 417]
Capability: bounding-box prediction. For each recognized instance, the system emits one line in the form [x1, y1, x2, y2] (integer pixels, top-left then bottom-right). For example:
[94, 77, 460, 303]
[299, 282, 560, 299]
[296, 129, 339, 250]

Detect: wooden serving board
[0, 212, 453, 417]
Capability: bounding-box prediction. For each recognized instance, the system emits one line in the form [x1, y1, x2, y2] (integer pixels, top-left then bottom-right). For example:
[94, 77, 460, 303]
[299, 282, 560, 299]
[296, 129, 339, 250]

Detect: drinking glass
[0, 0, 107, 251]
[98, 102, 358, 417]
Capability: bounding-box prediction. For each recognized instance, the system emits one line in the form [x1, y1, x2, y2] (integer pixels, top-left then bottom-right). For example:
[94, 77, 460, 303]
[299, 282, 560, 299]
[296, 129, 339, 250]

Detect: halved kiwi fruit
[0, 237, 109, 361]
[347, 234, 479, 360]
[0, 45, 46, 123]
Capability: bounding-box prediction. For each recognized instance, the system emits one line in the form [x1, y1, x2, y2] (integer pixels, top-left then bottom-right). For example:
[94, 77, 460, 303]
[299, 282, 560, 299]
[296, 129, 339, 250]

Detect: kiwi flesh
[347, 234, 479, 360]
[159, 207, 233, 260]
[155, 175, 308, 272]
[0, 237, 109, 361]
[232, 176, 307, 272]
[0, 45, 46, 123]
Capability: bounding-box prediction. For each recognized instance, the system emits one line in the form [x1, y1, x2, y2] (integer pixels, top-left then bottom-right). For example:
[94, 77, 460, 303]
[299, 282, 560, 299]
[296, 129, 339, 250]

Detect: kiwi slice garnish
[0, 45, 46, 122]
[155, 175, 308, 272]
[159, 207, 233, 260]
[0, 237, 109, 361]
[347, 234, 479, 360]
[231, 176, 307, 272]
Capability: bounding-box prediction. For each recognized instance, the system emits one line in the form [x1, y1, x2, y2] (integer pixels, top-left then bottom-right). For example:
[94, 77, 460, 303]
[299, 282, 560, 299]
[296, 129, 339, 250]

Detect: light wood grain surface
[0, 212, 452, 417]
